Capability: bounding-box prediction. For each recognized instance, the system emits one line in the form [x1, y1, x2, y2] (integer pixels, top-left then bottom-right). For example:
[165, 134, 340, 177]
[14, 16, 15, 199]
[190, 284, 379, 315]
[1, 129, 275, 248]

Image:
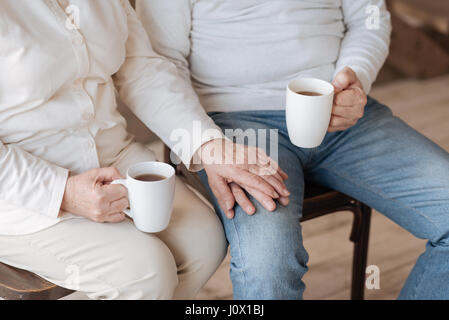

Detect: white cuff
[44, 167, 69, 219]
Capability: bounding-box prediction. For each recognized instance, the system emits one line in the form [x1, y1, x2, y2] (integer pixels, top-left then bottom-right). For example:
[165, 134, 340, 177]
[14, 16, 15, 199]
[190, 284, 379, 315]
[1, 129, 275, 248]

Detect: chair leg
[350, 203, 372, 300]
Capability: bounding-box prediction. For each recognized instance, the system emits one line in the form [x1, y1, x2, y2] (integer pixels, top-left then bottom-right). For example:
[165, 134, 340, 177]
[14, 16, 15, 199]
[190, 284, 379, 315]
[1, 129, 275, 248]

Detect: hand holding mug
[329, 67, 368, 132]
[61, 167, 129, 223]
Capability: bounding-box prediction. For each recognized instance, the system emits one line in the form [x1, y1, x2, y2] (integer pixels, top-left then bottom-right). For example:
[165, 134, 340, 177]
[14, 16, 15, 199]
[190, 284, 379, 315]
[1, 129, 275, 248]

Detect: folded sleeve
[0, 141, 69, 219]
[114, 0, 224, 170]
[336, 0, 392, 93]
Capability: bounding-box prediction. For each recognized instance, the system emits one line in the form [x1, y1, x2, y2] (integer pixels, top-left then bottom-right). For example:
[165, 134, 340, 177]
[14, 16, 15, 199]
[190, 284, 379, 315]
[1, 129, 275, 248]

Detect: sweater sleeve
[336, 0, 392, 93]
[135, 0, 193, 85]
[114, 0, 224, 171]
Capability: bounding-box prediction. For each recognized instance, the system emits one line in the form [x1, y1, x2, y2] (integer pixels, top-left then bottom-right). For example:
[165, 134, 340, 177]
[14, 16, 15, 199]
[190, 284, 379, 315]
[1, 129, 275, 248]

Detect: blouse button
[82, 113, 93, 122]
[72, 36, 84, 46]
[57, 0, 69, 9]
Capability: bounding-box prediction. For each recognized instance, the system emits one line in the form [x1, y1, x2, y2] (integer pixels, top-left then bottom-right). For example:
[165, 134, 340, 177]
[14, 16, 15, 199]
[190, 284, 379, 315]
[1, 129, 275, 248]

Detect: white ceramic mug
[112, 161, 175, 233]
[286, 78, 335, 148]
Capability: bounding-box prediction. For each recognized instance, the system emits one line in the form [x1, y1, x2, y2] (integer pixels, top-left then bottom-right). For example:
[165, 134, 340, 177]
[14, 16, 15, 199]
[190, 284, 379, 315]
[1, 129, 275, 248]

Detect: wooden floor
[196, 73, 449, 300]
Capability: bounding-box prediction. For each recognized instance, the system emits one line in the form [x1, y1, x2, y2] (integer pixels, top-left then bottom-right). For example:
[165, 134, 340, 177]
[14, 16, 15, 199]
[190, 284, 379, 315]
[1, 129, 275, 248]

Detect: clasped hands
[61, 67, 367, 222]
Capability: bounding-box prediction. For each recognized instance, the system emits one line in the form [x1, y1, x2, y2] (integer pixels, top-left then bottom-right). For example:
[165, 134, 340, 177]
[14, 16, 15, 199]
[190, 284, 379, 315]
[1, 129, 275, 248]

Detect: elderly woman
[0, 0, 287, 299]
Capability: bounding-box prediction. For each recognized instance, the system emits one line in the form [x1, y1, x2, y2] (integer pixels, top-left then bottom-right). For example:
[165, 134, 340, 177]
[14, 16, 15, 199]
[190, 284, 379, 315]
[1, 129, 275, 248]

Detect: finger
[241, 146, 265, 166]
[230, 168, 279, 199]
[95, 167, 124, 183]
[266, 158, 282, 177]
[242, 185, 277, 212]
[334, 87, 366, 107]
[255, 148, 271, 167]
[230, 183, 256, 215]
[104, 212, 126, 223]
[271, 160, 289, 181]
[260, 173, 290, 197]
[254, 161, 289, 183]
[329, 116, 356, 129]
[332, 105, 362, 121]
[278, 196, 290, 207]
[226, 209, 235, 219]
[278, 166, 289, 181]
[208, 175, 236, 219]
[249, 166, 290, 197]
[102, 184, 128, 201]
[109, 197, 129, 214]
[332, 67, 357, 92]
[254, 149, 288, 180]
[271, 171, 286, 185]
[256, 162, 291, 201]
[334, 89, 358, 107]
[249, 163, 277, 178]
[328, 125, 350, 133]
[251, 163, 278, 177]
[248, 147, 285, 178]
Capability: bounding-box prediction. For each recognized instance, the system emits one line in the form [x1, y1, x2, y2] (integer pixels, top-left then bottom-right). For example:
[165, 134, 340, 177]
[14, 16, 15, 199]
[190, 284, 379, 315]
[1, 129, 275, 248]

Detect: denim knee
[226, 205, 309, 299]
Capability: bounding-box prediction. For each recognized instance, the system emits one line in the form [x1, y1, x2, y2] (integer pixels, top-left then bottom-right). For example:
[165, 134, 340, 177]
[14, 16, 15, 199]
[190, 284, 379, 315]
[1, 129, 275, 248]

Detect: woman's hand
[61, 167, 129, 223]
[200, 139, 290, 219]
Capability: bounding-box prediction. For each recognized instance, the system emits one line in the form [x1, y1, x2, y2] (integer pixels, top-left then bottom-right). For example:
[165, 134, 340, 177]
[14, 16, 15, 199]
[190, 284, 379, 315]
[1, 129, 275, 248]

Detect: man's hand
[329, 67, 368, 132]
[200, 139, 290, 219]
[61, 167, 129, 223]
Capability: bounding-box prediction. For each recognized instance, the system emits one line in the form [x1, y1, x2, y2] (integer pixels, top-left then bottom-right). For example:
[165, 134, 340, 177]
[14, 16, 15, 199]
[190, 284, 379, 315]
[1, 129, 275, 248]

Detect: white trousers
[0, 143, 227, 299]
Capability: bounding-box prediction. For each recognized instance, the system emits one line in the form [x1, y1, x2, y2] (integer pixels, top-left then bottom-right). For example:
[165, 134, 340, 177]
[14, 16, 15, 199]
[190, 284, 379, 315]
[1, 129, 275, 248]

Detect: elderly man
[138, 0, 449, 299]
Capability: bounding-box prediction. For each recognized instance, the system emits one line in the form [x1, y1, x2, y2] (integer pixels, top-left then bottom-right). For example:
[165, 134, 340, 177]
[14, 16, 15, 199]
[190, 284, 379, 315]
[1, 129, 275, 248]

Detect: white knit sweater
[137, 0, 391, 112]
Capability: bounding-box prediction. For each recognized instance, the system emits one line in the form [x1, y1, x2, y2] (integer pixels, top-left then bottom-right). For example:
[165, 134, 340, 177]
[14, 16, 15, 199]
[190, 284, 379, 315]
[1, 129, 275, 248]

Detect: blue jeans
[198, 97, 449, 300]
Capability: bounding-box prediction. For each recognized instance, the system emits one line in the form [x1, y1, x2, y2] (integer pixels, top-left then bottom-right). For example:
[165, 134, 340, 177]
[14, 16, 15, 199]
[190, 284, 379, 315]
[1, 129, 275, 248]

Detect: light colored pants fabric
[0, 143, 227, 300]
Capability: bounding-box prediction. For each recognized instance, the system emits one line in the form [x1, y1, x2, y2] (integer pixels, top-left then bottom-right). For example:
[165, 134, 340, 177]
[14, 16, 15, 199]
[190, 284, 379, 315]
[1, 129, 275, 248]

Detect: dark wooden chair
[0, 263, 73, 300]
[0, 148, 372, 300]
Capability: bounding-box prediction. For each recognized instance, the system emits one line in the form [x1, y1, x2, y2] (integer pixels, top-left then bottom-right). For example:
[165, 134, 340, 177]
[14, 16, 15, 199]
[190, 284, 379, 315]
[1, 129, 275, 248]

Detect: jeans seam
[409, 246, 434, 299]
[306, 150, 314, 168]
[229, 217, 248, 298]
[315, 165, 445, 238]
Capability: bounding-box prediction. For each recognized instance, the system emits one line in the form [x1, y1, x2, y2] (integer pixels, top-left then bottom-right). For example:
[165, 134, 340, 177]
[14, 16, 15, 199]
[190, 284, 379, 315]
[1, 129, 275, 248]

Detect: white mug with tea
[286, 78, 335, 148]
[112, 161, 175, 233]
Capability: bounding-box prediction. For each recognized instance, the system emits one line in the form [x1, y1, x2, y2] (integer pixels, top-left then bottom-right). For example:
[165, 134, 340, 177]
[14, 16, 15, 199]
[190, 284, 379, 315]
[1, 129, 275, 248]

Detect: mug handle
[111, 179, 133, 218]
